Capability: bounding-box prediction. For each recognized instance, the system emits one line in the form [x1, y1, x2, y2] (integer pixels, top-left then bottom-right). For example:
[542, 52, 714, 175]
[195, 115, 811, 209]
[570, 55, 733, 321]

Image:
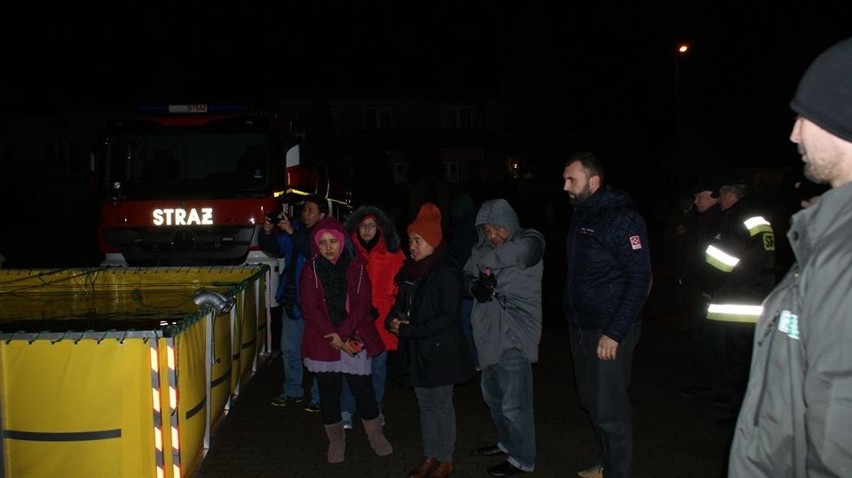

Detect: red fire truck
[93, 103, 351, 306]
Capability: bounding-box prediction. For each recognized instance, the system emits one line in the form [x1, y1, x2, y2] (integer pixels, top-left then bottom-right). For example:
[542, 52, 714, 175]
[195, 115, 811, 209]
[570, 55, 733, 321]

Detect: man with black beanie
[728, 36, 852, 477]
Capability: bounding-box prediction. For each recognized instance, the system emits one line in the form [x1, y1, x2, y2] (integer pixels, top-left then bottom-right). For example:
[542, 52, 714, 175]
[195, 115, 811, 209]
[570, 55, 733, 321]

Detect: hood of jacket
[473, 198, 520, 244]
[343, 205, 403, 253]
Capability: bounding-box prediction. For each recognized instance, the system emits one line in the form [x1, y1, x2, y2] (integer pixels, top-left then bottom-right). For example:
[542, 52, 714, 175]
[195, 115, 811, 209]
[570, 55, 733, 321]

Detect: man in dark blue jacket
[260, 195, 328, 411]
[561, 151, 652, 478]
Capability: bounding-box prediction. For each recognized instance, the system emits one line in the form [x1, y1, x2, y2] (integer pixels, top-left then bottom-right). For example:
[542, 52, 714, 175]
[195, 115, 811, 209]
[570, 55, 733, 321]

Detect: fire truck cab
[93, 103, 351, 307]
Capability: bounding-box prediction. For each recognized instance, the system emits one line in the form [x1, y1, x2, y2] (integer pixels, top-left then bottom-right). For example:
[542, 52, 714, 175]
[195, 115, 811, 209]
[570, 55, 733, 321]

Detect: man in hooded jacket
[464, 198, 545, 477]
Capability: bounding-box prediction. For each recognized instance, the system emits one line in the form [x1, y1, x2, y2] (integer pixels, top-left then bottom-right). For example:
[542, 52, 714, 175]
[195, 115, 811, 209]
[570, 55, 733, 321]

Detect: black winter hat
[790, 37, 852, 142]
[690, 177, 722, 196]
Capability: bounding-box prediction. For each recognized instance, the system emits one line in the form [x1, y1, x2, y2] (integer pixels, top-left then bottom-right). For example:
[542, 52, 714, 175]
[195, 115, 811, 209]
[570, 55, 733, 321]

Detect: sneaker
[577, 464, 604, 478]
[679, 386, 712, 397]
[341, 411, 353, 430]
[304, 402, 321, 413]
[477, 444, 506, 457]
[270, 394, 303, 407]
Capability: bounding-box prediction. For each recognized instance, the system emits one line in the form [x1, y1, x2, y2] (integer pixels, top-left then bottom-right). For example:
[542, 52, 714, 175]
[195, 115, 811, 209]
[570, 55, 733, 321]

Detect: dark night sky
[3, 2, 850, 167]
[0, 2, 849, 268]
[6, 4, 847, 95]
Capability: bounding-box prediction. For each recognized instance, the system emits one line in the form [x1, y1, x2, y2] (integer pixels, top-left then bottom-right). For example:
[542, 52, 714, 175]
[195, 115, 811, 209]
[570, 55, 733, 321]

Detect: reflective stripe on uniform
[705, 244, 739, 272]
[744, 216, 773, 236]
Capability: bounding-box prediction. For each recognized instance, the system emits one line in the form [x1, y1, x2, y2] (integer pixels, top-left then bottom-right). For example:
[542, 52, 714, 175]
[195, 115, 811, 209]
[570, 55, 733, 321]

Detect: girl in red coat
[340, 206, 406, 429]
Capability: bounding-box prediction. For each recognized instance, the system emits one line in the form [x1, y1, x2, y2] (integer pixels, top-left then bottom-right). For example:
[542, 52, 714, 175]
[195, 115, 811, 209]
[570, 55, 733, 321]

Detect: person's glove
[472, 269, 496, 303]
[471, 281, 494, 302]
[480, 270, 497, 289]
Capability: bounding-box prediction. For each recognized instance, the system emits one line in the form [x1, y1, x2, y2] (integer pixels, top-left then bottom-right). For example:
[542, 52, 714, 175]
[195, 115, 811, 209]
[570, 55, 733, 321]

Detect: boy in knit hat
[387, 202, 475, 478]
[407, 202, 444, 252]
[728, 36, 852, 477]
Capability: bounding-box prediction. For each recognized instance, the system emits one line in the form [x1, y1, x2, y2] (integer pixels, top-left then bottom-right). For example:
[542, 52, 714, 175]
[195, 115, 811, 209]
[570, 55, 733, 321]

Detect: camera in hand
[266, 213, 280, 224]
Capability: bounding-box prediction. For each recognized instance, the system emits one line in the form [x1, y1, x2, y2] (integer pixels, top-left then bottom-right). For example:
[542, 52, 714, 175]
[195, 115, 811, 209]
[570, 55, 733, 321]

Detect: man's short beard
[569, 187, 593, 205]
[803, 157, 835, 186]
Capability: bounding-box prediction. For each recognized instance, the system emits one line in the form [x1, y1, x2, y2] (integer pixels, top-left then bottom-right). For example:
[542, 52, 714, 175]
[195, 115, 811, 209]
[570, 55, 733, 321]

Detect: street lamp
[673, 42, 690, 191]
[674, 42, 690, 128]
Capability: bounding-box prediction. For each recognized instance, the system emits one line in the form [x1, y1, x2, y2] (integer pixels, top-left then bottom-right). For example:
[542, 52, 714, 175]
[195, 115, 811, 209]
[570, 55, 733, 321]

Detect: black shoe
[477, 444, 507, 457]
[487, 461, 524, 477]
[679, 386, 712, 397]
[270, 394, 303, 407]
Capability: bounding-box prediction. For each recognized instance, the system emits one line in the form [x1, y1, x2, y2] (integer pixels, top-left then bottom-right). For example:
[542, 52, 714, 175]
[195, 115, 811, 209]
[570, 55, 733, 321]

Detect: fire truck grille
[103, 226, 258, 266]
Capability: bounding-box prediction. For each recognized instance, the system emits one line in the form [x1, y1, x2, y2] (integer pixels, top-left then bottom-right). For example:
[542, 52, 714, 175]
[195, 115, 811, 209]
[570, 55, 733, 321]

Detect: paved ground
[194, 292, 735, 478]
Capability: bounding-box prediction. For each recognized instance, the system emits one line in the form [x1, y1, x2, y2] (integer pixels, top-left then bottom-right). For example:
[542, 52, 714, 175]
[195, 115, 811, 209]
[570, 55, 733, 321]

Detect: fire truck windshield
[103, 131, 287, 200]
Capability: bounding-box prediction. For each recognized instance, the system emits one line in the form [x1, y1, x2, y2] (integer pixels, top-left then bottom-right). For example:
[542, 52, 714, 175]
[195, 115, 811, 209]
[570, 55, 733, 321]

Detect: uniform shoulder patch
[763, 233, 775, 251]
[629, 235, 643, 250]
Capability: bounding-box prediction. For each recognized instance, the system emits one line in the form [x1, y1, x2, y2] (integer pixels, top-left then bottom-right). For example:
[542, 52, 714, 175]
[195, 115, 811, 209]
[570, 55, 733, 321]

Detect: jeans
[569, 323, 641, 478]
[341, 350, 388, 420]
[480, 348, 535, 471]
[414, 385, 456, 462]
[280, 309, 319, 403]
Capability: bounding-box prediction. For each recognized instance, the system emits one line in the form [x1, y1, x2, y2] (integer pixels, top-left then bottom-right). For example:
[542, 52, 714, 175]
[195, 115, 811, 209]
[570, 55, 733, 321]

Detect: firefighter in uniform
[702, 179, 776, 419]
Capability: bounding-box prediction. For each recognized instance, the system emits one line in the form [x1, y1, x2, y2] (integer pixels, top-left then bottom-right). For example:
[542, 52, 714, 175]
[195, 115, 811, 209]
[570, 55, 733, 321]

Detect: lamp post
[673, 42, 690, 191]
[674, 42, 689, 132]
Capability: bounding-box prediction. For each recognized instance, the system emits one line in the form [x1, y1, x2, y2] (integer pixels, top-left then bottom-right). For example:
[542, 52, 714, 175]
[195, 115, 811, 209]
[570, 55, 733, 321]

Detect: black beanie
[790, 37, 852, 142]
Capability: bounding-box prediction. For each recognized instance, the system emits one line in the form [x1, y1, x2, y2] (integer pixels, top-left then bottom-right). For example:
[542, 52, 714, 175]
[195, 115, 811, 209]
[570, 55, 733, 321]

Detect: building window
[443, 161, 459, 183]
[444, 107, 473, 128]
[67, 139, 85, 173]
[364, 107, 393, 129]
[393, 162, 409, 184]
[41, 139, 66, 167]
[40, 138, 84, 171]
[465, 158, 482, 181]
[508, 158, 521, 179]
